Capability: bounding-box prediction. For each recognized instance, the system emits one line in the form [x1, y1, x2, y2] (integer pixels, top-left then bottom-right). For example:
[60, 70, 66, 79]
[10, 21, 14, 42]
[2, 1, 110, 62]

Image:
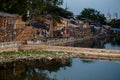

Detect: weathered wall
[19, 44, 120, 59]
[0, 42, 20, 52]
[20, 44, 120, 54]
[0, 41, 120, 60]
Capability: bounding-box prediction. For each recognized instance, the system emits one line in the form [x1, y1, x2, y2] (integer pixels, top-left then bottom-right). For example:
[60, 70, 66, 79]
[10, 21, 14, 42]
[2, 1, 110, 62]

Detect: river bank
[0, 35, 120, 64]
[20, 44, 120, 60]
[0, 45, 120, 64]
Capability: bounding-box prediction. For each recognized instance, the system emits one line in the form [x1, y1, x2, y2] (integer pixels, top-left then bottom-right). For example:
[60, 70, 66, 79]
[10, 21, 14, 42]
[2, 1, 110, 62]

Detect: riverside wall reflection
[0, 58, 72, 80]
[66, 36, 120, 50]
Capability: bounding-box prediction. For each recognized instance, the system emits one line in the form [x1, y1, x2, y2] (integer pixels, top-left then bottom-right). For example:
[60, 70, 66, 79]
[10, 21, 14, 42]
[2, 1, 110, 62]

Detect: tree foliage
[0, 0, 28, 15]
[110, 19, 120, 28]
[45, 6, 73, 22]
[77, 8, 106, 24]
[0, 0, 67, 21]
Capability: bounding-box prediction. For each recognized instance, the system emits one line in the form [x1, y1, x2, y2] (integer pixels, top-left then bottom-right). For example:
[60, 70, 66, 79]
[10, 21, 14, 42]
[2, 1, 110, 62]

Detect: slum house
[68, 21, 79, 37]
[82, 24, 91, 36]
[56, 18, 85, 38]
[68, 19, 91, 38]
[33, 15, 54, 38]
[90, 23, 102, 35]
[0, 12, 25, 42]
[16, 23, 47, 43]
[39, 17, 79, 38]
[17, 15, 52, 44]
[81, 18, 101, 35]
[37, 16, 70, 38]
[55, 18, 69, 38]
[112, 28, 120, 36]
[16, 15, 52, 44]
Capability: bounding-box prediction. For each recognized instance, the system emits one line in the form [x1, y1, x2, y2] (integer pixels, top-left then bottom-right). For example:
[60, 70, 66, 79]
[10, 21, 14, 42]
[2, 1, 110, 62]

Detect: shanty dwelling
[55, 18, 69, 38]
[94, 26, 102, 35]
[17, 15, 51, 44]
[112, 28, 120, 37]
[90, 24, 102, 36]
[16, 21, 48, 44]
[56, 18, 69, 30]
[0, 12, 25, 42]
[0, 12, 26, 42]
[68, 23, 79, 38]
[34, 15, 55, 38]
[44, 17, 70, 38]
[0, 12, 45, 44]
[90, 25, 96, 35]
[68, 24, 91, 38]
[82, 24, 91, 36]
[49, 17, 91, 38]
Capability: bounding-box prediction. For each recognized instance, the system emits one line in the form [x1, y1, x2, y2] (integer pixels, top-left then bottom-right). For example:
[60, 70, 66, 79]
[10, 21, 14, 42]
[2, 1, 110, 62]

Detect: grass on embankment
[0, 50, 55, 55]
[0, 50, 73, 56]
[0, 50, 73, 63]
[0, 50, 120, 63]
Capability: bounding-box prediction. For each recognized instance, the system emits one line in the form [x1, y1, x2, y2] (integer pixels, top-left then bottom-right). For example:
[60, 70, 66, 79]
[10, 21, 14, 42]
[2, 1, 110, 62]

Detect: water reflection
[80, 59, 94, 63]
[66, 37, 120, 50]
[0, 58, 72, 80]
[0, 58, 120, 80]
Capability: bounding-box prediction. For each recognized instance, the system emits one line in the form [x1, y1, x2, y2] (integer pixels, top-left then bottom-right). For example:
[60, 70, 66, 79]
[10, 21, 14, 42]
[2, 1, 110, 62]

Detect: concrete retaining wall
[0, 42, 21, 52]
[0, 41, 120, 60]
[20, 44, 120, 59]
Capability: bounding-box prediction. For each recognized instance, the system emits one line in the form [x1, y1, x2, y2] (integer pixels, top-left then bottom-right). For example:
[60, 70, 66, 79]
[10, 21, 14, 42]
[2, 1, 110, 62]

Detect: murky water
[0, 58, 120, 80]
[0, 36, 120, 80]
[66, 36, 120, 50]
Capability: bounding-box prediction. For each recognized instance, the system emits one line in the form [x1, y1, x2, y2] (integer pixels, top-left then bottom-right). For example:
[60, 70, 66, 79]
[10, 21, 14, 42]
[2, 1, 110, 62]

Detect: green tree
[110, 19, 120, 28]
[0, 0, 29, 20]
[0, 0, 64, 21]
[77, 8, 106, 24]
[45, 6, 73, 22]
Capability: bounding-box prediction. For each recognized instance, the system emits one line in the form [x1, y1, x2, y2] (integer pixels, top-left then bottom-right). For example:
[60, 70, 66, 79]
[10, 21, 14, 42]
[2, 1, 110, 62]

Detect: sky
[62, 0, 120, 18]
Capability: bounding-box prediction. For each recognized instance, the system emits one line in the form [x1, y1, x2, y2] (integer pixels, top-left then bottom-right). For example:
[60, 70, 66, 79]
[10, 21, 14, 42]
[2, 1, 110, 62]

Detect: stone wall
[20, 44, 120, 54]
[0, 42, 21, 52]
[0, 42, 120, 60]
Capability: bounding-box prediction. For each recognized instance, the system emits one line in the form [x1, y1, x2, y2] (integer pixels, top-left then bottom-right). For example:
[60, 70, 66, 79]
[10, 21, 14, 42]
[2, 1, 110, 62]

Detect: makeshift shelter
[32, 23, 47, 29]
[0, 12, 25, 42]
[56, 18, 69, 30]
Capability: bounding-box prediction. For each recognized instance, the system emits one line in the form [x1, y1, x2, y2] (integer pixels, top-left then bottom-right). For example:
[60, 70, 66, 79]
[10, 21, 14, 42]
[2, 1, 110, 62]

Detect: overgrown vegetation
[110, 19, 120, 28]
[77, 8, 106, 24]
[0, 50, 55, 55]
[0, 0, 73, 21]
[0, 50, 73, 56]
[80, 53, 85, 56]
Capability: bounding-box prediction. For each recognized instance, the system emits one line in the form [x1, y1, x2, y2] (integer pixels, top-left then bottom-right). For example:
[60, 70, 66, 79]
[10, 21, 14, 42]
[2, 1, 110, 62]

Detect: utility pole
[49, 17, 54, 38]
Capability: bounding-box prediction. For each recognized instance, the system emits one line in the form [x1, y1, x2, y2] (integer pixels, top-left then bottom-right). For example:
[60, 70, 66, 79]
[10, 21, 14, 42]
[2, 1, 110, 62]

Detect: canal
[0, 58, 120, 80]
[0, 36, 120, 80]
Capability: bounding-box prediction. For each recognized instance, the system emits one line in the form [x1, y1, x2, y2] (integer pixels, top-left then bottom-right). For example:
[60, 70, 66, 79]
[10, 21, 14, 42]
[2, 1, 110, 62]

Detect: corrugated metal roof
[0, 12, 17, 17]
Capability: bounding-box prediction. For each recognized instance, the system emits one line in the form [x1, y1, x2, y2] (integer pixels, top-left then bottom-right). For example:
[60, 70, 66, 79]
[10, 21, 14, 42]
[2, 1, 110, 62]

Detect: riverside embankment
[20, 44, 120, 60]
[0, 36, 120, 63]
[0, 44, 120, 64]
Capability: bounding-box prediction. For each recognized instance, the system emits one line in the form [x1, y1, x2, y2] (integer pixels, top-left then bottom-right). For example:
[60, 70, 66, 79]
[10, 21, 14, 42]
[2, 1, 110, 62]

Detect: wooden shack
[0, 12, 25, 42]
[56, 18, 68, 30]
[83, 24, 91, 36]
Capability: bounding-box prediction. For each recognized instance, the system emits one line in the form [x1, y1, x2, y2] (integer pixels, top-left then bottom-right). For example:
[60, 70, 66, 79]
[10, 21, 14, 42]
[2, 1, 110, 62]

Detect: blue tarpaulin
[112, 28, 120, 33]
[32, 23, 46, 29]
